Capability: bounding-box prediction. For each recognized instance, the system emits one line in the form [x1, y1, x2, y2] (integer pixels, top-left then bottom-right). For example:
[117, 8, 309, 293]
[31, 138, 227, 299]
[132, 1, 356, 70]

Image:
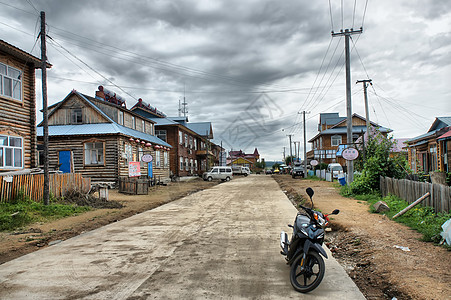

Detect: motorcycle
[280, 187, 339, 293]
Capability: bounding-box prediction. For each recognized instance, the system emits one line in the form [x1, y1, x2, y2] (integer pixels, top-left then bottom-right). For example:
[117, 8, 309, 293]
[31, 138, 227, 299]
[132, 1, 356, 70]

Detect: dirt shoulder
[272, 174, 451, 300]
[0, 178, 218, 265]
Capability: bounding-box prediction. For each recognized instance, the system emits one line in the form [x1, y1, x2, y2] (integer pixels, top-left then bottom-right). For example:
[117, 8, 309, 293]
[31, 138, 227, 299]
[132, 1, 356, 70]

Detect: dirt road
[273, 175, 451, 300]
[0, 175, 364, 299]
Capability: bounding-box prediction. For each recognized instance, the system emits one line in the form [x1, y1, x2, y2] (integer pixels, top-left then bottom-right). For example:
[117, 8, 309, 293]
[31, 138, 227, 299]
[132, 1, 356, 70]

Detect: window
[0, 135, 23, 169]
[164, 151, 169, 167]
[125, 143, 133, 162]
[190, 158, 193, 171]
[155, 150, 161, 167]
[194, 138, 197, 150]
[185, 134, 188, 148]
[84, 142, 104, 165]
[141, 120, 146, 132]
[156, 130, 167, 142]
[118, 111, 124, 125]
[189, 136, 193, 149]
[410, 148, 416, 170]
[180, 157, 183, 170]
[185, 158, 189, 171]
[319, 137, 323, 148]
[149, 123, 154, 135]
[430, 144, 437, 171]
[194, 160, 198, 171]
[131, 116, 136, 129]
[331, 135, 342, 147]
[71, 108, 83, 124]
[179, 131, 183, 144]
[0, 63, 22, 101]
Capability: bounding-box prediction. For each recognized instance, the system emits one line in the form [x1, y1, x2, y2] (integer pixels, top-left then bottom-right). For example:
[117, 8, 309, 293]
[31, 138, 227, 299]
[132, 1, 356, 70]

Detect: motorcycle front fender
[303, 239, 328, 259]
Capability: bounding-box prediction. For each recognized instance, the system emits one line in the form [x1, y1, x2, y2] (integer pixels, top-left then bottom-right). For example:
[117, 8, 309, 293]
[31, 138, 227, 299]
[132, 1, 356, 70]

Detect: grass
[340, 186, 451, 246]
[0, 198, 91, 232]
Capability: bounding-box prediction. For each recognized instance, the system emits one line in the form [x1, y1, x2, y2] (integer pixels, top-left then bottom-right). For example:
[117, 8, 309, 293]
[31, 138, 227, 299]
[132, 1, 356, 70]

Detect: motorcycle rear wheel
[289, 251, 325, 293]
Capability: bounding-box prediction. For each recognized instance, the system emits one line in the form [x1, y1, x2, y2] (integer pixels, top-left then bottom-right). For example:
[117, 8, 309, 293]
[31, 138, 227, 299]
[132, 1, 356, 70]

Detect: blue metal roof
[37, 123, 171, 147]
[186, 122, 212, 137]
[148, 117, 179, 126]
[406, 129, 438, 143]
[321, 125, 391, 135]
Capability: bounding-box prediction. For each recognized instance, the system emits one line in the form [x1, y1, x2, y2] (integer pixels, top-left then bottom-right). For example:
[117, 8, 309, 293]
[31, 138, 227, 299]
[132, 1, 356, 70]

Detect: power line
[362, 0, 369, 29]
[0, 1, 37, 16]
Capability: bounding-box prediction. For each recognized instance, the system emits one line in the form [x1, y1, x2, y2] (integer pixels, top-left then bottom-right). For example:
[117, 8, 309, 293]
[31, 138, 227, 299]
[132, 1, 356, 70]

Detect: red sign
[342, 147, 359, 161]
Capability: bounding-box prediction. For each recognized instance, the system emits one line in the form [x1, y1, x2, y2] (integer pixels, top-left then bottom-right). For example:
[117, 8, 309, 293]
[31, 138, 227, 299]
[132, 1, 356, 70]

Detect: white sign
[310, 160, 319, 166]
[342, 147, 359, 161]
[128, 161, 141, 177]
[141, 154, 153, 162]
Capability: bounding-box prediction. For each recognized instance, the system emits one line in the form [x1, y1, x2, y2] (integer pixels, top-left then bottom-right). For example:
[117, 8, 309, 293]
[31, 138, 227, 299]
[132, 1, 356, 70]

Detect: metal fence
[380, 176, 451, 213]
[0, 173, 91, 203]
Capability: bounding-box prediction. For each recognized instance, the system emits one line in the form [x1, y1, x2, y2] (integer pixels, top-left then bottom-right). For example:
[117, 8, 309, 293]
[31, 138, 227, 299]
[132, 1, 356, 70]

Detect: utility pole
[356, 79, 372, 132]
[293, 142, 297, 163]
[299, 111, 310, 178]
[283, 147, 286, 161]
[287, 134, 293, 165]
[332, 28, 363, 184]
[41, 11, 49, 205]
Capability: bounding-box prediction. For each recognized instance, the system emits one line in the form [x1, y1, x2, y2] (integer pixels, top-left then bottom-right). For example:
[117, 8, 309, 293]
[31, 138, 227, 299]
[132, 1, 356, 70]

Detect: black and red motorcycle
[280, 187, 339, 293]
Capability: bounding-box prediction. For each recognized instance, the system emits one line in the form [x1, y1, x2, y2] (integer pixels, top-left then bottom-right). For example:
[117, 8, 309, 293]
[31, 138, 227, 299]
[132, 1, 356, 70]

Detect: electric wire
[25, 0, 39, 14]
[328, 0, 334, 32]
[362, 0, 369, 29]
[0, 1, 37, 16]
[352, 0, 357, 29]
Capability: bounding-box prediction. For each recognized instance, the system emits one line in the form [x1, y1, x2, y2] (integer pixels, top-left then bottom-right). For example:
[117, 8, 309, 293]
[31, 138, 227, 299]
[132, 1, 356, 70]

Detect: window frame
[0, 134, 23, 169]
[71, 108, 83, 124]
[0, 62, 22, 102]
[155, 150, 161, 167]
[331, 135, 342, 147]
[83, 140, 105, 166]
[156, 130, 167, 142]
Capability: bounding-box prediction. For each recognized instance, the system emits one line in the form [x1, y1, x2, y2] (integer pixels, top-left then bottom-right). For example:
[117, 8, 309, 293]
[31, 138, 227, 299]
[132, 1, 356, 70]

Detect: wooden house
[227, 148, 260, 171]
[406, 117, 451, 173]
[37, 87, 171, 184]
[131, 100, 219, 177]
[0, 40, 50, 172]
[307, 113, 392, 166]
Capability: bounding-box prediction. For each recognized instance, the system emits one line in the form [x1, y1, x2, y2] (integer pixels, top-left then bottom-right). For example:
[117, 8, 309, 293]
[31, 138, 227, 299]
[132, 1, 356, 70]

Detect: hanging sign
[342, 147, 359, 161]
[141, 154, 153, 162]
[310, 160, 319, 166]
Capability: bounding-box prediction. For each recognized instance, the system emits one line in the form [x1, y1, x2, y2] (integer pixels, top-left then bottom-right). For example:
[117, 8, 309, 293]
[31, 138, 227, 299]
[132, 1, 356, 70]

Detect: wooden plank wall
[0, 173, 91, 203]
[380, 176, 450, 213]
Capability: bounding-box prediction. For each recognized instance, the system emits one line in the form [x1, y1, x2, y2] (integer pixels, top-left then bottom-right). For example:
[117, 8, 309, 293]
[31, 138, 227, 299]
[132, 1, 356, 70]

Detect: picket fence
[0, 173, 91, 203]
[380, 176, 451, 213]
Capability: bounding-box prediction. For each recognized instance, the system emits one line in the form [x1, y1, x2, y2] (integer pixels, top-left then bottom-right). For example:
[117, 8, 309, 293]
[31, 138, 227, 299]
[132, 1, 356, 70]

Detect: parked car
[232, 166, 251, 176]
[203, 166, 233, 182]
[327, 163, 344, 179]
[292, 163, 305, 178]
[265, 169, 273, 175]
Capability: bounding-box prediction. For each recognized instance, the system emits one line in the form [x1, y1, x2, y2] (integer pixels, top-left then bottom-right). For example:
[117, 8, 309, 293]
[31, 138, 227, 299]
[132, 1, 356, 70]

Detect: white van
[203, 166, 233, 182]
[232, 166, 251, 176]
[327, 163, 344, 179]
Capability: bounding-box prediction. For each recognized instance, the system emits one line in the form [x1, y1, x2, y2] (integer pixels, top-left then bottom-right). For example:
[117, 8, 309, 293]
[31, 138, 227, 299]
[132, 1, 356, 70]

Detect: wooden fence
[0, 173, 91, 203]
[380, 176, 451, 213]
[118, 177, 149, 195]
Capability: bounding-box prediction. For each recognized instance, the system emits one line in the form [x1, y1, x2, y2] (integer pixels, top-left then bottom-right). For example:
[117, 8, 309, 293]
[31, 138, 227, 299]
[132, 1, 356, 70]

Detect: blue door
[59, 151, 72, 173]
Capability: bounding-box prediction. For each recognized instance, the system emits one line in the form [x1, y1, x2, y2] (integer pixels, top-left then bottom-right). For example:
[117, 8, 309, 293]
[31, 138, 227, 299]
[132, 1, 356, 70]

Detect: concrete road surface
[0, 176, 365, 299]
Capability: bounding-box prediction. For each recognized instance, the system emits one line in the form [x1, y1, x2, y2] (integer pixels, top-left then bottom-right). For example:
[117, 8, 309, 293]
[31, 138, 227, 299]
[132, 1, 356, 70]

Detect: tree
[254, 159, 266, 169]
[350, 129, 408, 194]
[285, 156, 295, 166]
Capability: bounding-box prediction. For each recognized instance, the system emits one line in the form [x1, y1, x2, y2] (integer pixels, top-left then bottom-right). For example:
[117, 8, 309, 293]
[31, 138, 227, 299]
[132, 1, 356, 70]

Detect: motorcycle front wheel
[289, 251, 325, 293]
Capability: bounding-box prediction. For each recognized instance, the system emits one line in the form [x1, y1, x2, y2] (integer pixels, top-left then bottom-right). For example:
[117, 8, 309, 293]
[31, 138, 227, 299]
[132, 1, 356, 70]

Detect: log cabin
[37, 88, 171, 184]
[0, 39, 51, 172]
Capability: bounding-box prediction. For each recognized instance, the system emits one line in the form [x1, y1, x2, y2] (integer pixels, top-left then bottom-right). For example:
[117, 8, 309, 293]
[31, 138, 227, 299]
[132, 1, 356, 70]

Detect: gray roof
[37, 123, 171, 147]
[186, 122, 212, 137]
[148, 117, 178, 126]
[309, 125, 392, 142]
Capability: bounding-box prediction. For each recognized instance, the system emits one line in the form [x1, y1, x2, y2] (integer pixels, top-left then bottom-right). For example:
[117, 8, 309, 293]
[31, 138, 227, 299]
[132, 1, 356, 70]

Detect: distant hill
[264, 161, 284, 169]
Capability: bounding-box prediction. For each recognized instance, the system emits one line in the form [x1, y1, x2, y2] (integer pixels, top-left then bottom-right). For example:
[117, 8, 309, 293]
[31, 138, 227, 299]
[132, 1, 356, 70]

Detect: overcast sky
[1, 0, 450, 161]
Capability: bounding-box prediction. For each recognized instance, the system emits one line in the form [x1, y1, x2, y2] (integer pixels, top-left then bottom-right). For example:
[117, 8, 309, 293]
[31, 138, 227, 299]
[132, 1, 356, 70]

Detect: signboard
[128, 161, 141, 177]
[342, 147, 359, 161]
[336, 144, 349, 157]
[141, 154, 153, 163]
[310, 160, 319, 166]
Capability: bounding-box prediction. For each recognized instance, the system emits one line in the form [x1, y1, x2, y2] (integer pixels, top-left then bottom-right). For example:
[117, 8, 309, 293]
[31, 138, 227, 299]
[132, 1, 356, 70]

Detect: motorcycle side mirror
[331, 209, 340, 215]
[306, 187, 314, 198]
